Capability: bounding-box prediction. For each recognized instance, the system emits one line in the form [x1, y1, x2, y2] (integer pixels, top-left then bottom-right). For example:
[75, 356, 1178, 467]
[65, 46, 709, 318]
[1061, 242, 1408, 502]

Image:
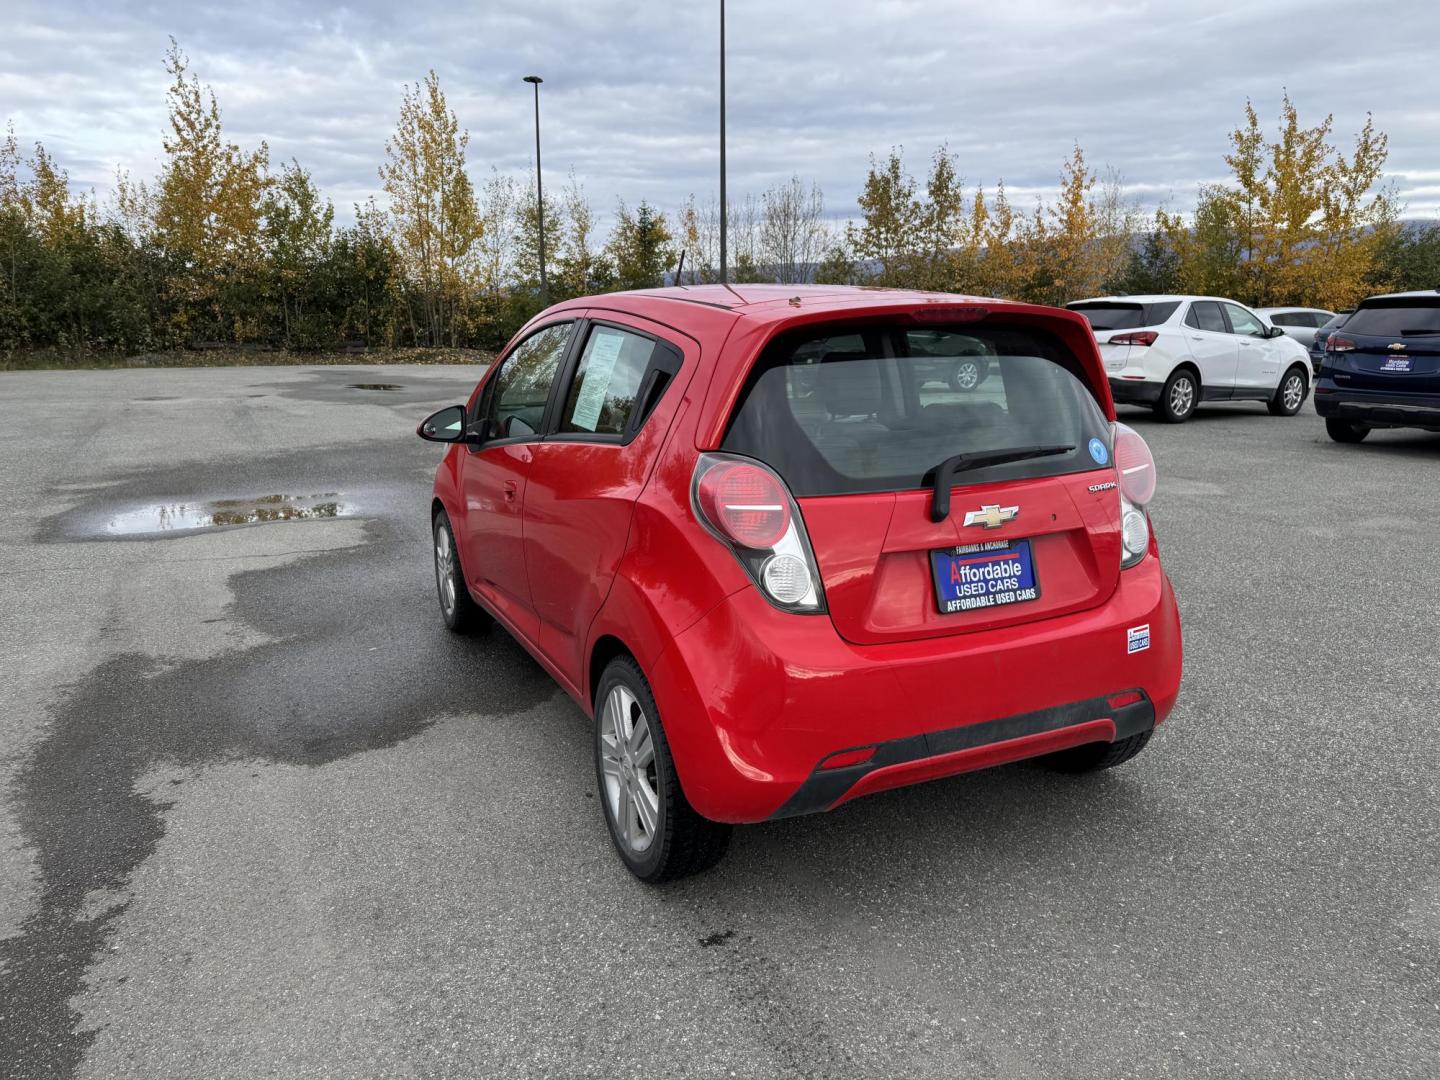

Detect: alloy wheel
[434, 524, 457, 616]
[1170, 377, 1195, 417]
[598, 684, 660, 853]
[956, 361, 980, 390]
[1283, 372, 1304, 411]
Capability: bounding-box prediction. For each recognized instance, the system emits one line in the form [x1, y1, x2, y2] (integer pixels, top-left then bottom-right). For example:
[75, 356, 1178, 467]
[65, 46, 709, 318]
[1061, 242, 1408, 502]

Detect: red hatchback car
[418, 286, 1182, 881]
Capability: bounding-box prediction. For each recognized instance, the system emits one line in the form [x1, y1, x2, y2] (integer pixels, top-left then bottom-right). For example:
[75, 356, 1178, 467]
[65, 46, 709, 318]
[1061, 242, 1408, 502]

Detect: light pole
[718, 0, 728, 284]
[523, 74, 547, 305]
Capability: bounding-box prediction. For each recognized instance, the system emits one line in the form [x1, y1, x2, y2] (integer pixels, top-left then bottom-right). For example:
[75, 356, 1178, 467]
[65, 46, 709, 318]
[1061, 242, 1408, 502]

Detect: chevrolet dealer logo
[1389, 342, 1407, 350]
[963, 504, 1019, 529]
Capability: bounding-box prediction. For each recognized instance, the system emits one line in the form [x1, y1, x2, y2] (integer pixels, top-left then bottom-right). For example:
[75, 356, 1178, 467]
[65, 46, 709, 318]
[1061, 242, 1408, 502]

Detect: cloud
[3, 0, 1438, 226]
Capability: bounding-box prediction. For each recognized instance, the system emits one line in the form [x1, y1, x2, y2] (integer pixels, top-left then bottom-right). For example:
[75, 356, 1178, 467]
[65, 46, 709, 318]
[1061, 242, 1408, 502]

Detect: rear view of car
[423, 286, 1183, 882]
[1315, 290, 1440, 443]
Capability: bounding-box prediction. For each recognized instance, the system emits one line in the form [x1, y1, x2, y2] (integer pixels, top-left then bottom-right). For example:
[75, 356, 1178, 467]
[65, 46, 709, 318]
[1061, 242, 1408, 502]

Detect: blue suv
[1315, 290, 1440, 443]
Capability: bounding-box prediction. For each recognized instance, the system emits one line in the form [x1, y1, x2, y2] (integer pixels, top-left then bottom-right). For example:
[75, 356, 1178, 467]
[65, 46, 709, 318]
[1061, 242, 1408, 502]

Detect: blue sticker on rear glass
[1088, 437, 1109, 466]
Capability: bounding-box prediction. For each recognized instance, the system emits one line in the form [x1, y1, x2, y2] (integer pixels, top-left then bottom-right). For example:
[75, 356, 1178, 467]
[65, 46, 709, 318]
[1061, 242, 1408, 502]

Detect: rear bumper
[1314, 384, 1440, 429]
[648, 555, 1182, 824]
[1108, 378, 1163, 406]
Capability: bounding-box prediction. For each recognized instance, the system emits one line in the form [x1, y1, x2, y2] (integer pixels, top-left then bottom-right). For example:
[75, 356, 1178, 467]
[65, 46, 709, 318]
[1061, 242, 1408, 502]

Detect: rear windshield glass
[721, 323, 1111, 497]
[1342, 299, 1440, 337]
[1318, 312, 1351, 332]
[1067, 301, 1180, 331]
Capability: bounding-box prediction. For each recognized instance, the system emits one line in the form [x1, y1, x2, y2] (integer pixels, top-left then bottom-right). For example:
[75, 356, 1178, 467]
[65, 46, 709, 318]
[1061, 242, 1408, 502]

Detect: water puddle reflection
[104, 493, 354, 534]
[346, 383, 403, 391]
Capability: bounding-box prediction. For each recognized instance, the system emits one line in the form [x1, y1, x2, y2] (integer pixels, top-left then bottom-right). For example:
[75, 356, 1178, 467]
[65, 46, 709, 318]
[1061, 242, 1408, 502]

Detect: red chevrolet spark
[418, 286, 1182, 881]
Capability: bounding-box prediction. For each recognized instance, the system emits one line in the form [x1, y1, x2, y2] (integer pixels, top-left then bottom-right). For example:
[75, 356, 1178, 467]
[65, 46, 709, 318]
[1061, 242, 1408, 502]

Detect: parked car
[1315, 289, 1440, 443]
[418, 286, 1183, 881]
[1310, 310, 1353, 375]
[1066, 295, 1313, 423]
[1256, 306, 1335, 348]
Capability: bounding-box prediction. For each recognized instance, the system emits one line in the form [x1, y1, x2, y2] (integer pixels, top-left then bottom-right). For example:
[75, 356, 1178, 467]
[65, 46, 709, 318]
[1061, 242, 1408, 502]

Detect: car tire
[1155, 368, 1198, 423]
[1325, 418, 1371, 444]
[1268, 365, 1308, 417]
[433, 509, 490, 634]
[594, 656, 732, 883]
[1042, 730, 1153, 774]
[947, 358, 985, 392]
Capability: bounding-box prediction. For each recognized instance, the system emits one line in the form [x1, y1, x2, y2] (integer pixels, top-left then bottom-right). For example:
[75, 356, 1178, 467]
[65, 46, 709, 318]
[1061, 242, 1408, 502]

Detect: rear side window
[721, 323, 1111, 497]
[1270, 313, 1301, 326]
[1185, 302, 1227, 333]
[559, 325, 657, 435]
[1342, 299, 1440, 337]
[1067, 301, 1180, 331]
[1318, 312, 1350, 332]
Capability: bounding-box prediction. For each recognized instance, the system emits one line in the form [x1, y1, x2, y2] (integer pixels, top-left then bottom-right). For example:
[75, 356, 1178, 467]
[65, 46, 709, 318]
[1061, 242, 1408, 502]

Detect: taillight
[691, 453, 826, 613]
[1113, 423, 1156, 506]
[1111, 423, 1156, 569]
[1327, 335, 1356, 353]
[695, 460, 791, 548]
[1108, 330, 1158, 347]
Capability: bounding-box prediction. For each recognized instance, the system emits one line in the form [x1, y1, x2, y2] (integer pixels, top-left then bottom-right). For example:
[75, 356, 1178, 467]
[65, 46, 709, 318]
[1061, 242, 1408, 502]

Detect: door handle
[1189, 335, 1204, 341]
[503, 480, 518, 501]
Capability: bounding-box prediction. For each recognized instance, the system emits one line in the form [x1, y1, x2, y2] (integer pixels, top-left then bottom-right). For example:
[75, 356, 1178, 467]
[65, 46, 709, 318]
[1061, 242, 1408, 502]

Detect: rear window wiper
[924, 445, 1076, 523]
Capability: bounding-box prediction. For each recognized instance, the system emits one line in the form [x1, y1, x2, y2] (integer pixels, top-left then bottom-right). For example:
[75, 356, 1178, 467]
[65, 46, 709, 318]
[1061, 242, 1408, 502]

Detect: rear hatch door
[719, 317, 1122, 645]
[1336, 298, 1440, 394]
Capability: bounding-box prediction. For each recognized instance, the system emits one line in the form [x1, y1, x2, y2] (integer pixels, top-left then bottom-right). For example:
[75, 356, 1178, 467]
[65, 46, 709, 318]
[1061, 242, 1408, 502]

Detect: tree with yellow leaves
[379, 70, 482, 347]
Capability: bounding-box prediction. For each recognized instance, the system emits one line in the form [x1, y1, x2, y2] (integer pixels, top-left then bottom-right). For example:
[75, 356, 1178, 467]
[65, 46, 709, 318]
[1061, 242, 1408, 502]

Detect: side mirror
[1266, 325, 1287, 339]
[417, 405, 469, 443]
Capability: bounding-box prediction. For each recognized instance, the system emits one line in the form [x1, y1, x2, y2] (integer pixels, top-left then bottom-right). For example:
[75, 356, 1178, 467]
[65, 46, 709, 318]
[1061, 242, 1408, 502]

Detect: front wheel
[433, 510, 489, 634]
[1268, 366, 1308, 416]
[595, 656, 731, 883]
[1326, 418, 1371, 444]
[1155, 369, 1198, 423]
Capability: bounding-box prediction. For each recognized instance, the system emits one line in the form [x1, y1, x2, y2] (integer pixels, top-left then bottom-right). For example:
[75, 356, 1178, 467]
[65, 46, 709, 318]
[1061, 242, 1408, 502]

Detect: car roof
[577, 283, 1029, 323]
[1069, 294, 1239, 305]
[1256, 306, 1333, 315]
[1358, 289, 1440, 303]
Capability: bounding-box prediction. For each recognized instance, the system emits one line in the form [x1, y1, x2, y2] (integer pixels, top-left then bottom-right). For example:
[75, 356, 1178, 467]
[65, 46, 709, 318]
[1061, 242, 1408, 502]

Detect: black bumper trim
[769, 692, 1156, 819]
[1315, 387, 1440, 428]
[1107, 378, 1163, 406]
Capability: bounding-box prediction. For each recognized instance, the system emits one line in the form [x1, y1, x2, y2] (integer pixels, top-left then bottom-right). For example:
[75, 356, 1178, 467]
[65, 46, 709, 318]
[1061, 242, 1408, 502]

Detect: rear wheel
[948, 358, 985, 392]
[1042, 730, 1152, 774]
[1268, 365, 1308, 416]
[594, 656, 731, 883]
[1325, 418, 1371, 444]
[1155, 368, 1198, 423]
[433, 509, 489, 634]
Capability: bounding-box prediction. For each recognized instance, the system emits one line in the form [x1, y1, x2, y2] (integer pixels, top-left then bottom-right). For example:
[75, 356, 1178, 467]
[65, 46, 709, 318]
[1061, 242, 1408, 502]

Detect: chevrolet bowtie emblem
[1389, 342, 1407, 351]
[963, 504, 1019, 529]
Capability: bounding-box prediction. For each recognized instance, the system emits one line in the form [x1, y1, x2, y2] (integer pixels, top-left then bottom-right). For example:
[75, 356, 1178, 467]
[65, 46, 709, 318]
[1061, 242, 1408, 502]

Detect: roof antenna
[673, 249, 687, 288]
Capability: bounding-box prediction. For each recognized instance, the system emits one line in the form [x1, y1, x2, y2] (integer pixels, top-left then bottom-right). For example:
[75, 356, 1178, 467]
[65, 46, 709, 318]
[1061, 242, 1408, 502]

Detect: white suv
[1067, 295, 1313, 422]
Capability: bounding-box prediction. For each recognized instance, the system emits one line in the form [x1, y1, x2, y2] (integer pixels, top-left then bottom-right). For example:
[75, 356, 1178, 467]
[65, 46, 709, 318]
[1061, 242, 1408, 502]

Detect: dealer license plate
[931, 539, 1040, 614]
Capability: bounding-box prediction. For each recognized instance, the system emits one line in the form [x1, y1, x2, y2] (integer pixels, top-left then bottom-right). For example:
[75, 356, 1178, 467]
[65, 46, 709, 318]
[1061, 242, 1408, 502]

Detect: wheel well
[1285, 361, 1309, 385]
[431, 497, 445, 522]
[1170, 361, 1201, 387]
[589, 635, 633, 708]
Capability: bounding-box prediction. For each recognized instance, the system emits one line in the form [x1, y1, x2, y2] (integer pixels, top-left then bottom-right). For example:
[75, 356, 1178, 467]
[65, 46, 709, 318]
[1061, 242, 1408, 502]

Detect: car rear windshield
[721, 323, 1111, 497]
[1066, 301, 1181, 331]
[1317, 311, 1351, 332]
[1342, 298, 1440, 337]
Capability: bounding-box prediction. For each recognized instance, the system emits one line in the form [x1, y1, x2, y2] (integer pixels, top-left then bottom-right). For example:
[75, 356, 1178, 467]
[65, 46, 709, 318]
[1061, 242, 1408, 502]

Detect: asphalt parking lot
[1, 364, 1437, 1079]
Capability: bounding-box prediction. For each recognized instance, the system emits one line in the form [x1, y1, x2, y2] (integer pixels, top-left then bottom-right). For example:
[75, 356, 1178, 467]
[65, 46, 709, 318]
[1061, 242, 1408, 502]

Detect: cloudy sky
[4, 0, 1439, 230]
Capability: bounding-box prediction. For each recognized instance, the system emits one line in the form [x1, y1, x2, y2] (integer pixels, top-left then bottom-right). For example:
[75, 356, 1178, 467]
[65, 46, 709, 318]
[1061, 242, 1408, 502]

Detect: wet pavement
[0, 365, 1437, 1079]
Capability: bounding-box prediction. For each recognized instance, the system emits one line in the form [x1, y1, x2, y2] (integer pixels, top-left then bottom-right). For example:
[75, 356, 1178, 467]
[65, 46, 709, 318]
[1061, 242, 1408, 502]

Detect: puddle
[346, 383, 403, 391]
[104, 493, 354, 535]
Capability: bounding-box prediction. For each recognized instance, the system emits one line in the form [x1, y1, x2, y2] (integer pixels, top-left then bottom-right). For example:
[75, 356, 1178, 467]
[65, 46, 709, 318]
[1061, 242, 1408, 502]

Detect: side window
[1224, 304, 1265, 337]
[559, 324, 663, 436]
[1270, 313, 1298, 327]
[1305, 312, 1330, 328]
[481, 322, 573, 439]
[1186, 302, 1227, 333]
